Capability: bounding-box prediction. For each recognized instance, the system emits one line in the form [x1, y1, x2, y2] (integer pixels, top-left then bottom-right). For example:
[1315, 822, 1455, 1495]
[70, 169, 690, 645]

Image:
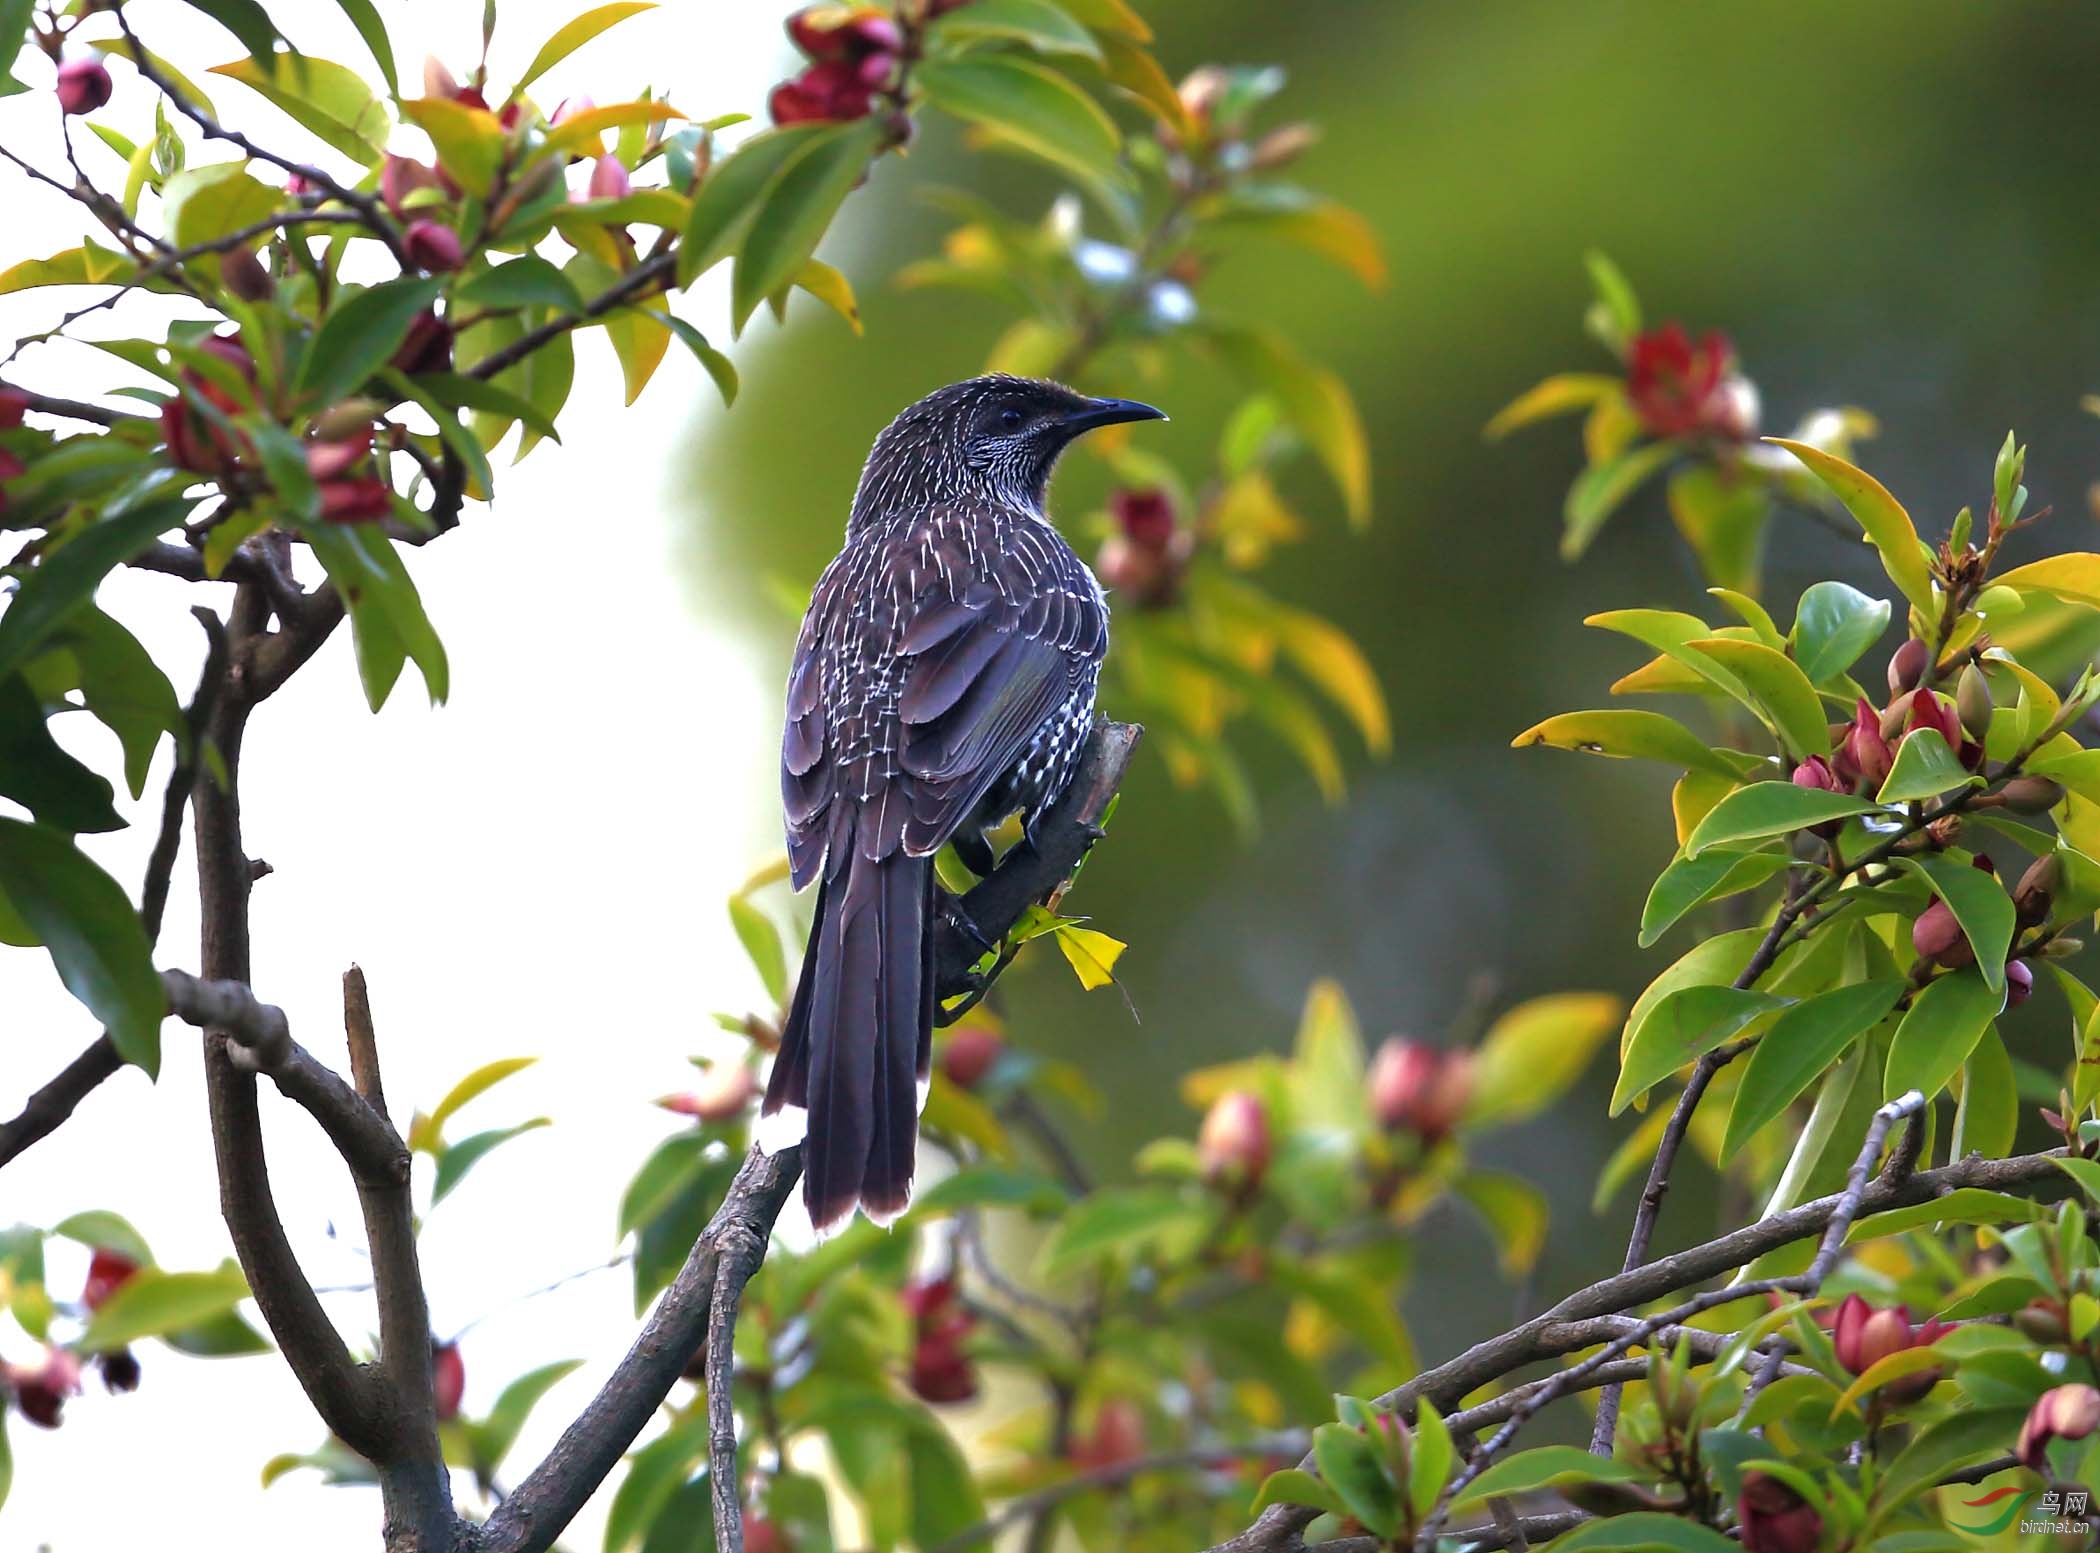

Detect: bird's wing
[781, 502, 1105, 887]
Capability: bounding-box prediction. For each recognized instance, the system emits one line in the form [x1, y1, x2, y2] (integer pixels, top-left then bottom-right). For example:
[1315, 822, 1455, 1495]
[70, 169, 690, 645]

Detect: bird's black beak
[1062, 396, 1168, 435]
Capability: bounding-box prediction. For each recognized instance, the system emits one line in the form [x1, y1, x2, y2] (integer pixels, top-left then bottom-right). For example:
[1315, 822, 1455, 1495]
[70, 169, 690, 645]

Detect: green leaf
[1873, 1407, 2031, 1521]
[1639, 849, 1791, 948]
[660, 315, 738, 408]
[473, 1359, 582, 1478]
[1688, 635, 1832, 760]
[1409, 1400, 1453, 1521]
[731, 117, 884, 333]
[1205, 325, 1371, 528]
[1036, 1186, 1208, 1278]
[296, 277, 446, 406]
[1466, 992, 1620, 1128]
[1791, 580, 1891, 685]
[1454, 1169, 1548, 1274]
[412, 372, 561, 448]
[1721, 980, 1903, 1161]
[909, 1164, 1069, 1218]
[432, 1118, 552, 1203]
[0, 820, 163, 1072]
[0, 499, 191, 685]
[0, 675, 123, 834]
[208, 53, 391, 166]
[1613, 985, 1787, 1116]
[88, 37, 219, 116]
[1905, 855, 2015, 995]
[398, 99, 504, 193]
[916, 55, 1124, 192]
[415, 1056, 538, 1150]
[932, 0, 1103, 58]
[160, 161, 283, 252]
[1767, 438, 1936, 618]
[1549, 1514, 1741, 1553]
[1876, 728, 1982, 805]
[1847, 1187, 2049, 1241]
[303, 523, 449, 709]
[728, 895, 787, 1005]
[1511, 709, 1744, 778]
[1563, 439, 1678, 560]
[381, 369, 497, 499]
[50, 1210, 153, 1265]
[78, 1263, 249, 1352]
[1884, 968, 1998, 1101]
[60, 606, 184, 799]
[1249, 1468, 1342, 1516]
[456, 256, 587, 315]
[517, 3, 656, 88]
[1311, 1422, 1400, 1538]
[1449, 1446, 1651, 1514]
[183, 0, 278, 62]
[329, 0, 397, 94]
[677, 124, 838, 287]
[1667, 466, 1770, 596]
[0, 0, 36, 97]
[1682, 783, 1880, 857]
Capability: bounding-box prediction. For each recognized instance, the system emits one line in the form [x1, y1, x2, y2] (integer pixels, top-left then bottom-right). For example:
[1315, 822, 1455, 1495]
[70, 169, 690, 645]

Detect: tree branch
[1205, 1142, 2072, 1553]
[486, 718, 1143, 1553]
[467, 253, 675, 382]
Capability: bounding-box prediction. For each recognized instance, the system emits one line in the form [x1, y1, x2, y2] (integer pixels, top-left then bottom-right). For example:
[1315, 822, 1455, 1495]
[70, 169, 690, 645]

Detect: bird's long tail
[757, 849, 935, 1231]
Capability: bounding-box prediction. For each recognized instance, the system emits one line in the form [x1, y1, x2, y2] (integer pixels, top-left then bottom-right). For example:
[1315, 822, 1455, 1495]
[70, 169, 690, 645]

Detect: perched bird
[758, 375, 1166, 1230]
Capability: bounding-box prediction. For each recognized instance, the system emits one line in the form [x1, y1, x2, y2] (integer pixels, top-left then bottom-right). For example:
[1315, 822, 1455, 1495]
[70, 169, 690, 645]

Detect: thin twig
[468, 253, 675, 381]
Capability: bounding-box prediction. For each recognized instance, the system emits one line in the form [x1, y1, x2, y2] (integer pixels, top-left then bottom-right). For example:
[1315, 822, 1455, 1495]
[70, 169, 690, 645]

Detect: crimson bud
[1738, 1470, 1823, 1553]
[1886, 637, 1930, 697]
[0, 386, 27, 428]
[55, 57, 113, 116]
[659, 1062, 757, 1123]
[1071, 1397, 1146, 1471]
[432, 1340, 464, 1422]
[1197, 1090, 1269, 1190]
[1830, 1294, 1950, 1403]
[1911, 898, 1971, 968]
[403, 219, 464, 273]
[939, 1026, 1004, 1090]
[2019, 1384, 2100, 1470]
[82, 1247, 140, 1311]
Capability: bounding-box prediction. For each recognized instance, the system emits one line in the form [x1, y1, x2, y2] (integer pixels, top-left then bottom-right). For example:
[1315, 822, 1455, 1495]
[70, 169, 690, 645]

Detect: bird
[756, 375, 1167, 1231]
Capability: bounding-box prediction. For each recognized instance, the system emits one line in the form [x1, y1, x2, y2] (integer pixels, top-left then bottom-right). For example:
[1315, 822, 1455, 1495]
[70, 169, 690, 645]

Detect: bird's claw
[938, 892, 997, 963]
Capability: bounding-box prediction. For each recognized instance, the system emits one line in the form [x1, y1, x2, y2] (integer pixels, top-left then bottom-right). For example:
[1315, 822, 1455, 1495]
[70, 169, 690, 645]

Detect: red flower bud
[1835, 698, 1893, 791]
[939, 1026, 1005, 1091]
[1829, 1294, 1950, 1402]
[1887, 638, 1930, 697]
[403, 219, 464, 273]
[2006, 957, 2035, 1006]
[305, 422, 374, 484]
[1911, 898, 1971, 967]
[1071, 1397, 1146, 1471]
[319, 477, 393, 524]
[901, 1277, 977, 1404]
[82, 1247, 140, 1311]
[770, 59, 876, 124]
[1197, 1090, 1269, 1190]
[1907, 690, 1962, 749]
[432, 1340, 464, 1422]
[2020, 1384, 2100, 1469]
[1111, 486, 1176, 549]
[745, 1517, 792, 1553]
[390, 310, 454, 376]
[586, 155, 631, 202]
[0, 386, 29, 428]
[220, 245, 275, 301]
[55, 57, 113, 116]
[1738, 1470, 1822, 1553]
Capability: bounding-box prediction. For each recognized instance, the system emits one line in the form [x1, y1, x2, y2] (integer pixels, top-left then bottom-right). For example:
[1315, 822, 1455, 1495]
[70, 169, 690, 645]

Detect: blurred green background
[687, 0, 2100, 1376]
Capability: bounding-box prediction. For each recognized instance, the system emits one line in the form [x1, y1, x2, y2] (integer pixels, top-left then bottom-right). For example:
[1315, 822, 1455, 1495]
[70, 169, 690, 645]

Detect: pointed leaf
[1512, 709, 1744, 777]
[1613, 985, 1787, 1115]
[1766, 439, 1935, 617]
[1682, 783, 1880, 857]
[1884, 968, 1998, 1101]
[1721, 980, 1903, 1161]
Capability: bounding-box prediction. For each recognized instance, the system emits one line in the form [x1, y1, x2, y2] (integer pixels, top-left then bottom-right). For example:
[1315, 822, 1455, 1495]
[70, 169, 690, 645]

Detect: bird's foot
[952, 829, 997, 879]
[937, 892, 998, 964]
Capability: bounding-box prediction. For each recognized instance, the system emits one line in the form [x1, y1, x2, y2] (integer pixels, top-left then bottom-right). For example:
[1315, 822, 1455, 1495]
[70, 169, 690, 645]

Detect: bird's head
[850, 374, 1166, 529]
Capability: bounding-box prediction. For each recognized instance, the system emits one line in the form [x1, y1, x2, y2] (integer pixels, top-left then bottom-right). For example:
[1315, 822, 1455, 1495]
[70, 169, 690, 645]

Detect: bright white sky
[0, 3, 819, 1546]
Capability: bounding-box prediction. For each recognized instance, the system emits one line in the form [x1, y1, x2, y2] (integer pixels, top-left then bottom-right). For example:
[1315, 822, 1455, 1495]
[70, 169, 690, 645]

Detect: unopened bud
[2015, 1300, 2070, 1344]
[1563, 1479, 1674, 1517]
[1925, 813, 1966, 849]
[1911, 899, 1972, 967]
[1956, 664, 1993, 740]
[1249, 122, 1320, 170]
[432, 1340, 464, 1422]
[96, 1348, 141, 1393]
[2020, 1384, 2100, 1469]
[1887, 638, 1930, 696]
[659, 1061, 756, 1123]
[220, 246, 274, 301]
[55, 56, 113, 116]
[403, 219, 464, 272]
[2000, 776, 2066, 815]
[2015, 853, 2060, 927]
[1197, 1090, 1269, 1190]
[2006, 958, 2035, 1007]
[1738, 1471, 1824, 1553]
[2044, 936, 2087, 958]
[939, 1025, 1004, 1090]
[423, 55, 462, 102]
[586, 154, 631, 202]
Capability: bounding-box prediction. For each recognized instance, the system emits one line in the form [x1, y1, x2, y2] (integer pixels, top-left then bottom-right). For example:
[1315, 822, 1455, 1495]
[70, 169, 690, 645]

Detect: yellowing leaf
[1467, 992, 1621, 1127]
[209, 54, 391, 166]
[413, 1056, 538, 1152]
[1993, 553, 2100, 608]
[400, 97, 505, 192]
[1206, 325, 1371, 528]
[1483, 373, 1620, 441]
[1512, 710, 1741, 778]
[1054, 924, 1124, 990]
[1272, 603, 1389, 753]
[518, 3, 657, 89]
[793, 258, 861, 334]
[1766, 438, 1936, 618]
[541, 99, 684, 157]
[1829, 1346, 1946, 1416]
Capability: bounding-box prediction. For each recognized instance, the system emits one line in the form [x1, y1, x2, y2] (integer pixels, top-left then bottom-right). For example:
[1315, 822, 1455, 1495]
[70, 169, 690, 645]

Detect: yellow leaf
[400, 97, 505, 192]
[1483, 373, 1620, 441]
[542, 100, 685, 157]
[1993, 553, 2100, 608]
[1672, 770, 1738, 848]
[1765, 438, 1936, 618]
[793, 258, 861, 334]
[1054, 924, 1124, 990]
[1828, 1346, 1945, 1416]
[922, 1072, 1012, 1158]
[1466, 992, 1621, 1128]
[1273, 604, 1390, 754]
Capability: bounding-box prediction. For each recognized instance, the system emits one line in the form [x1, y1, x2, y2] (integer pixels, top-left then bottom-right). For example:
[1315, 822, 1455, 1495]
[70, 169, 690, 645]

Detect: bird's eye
[998, 406, 1024, 430]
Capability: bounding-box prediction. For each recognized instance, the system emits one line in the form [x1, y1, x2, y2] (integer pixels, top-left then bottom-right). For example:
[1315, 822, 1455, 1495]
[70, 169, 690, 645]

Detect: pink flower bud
[1111, 487, 1176, 549]
[1907, 690, 1962, 749]
[0, 387, 28, 428]
[659, 1062, 756, 1123]
[551, 94, 598, 125]
[319, 477, 393, 524]
[586, 155, 631, 202]
[381, 155, 440, 218]
[55, 57, 113, 116]
[1792, 756, 1839, 793]
[1829, 1294, 1949, 1403]
[389, 310, 454, 375]
[1839, 698, 1894, 791]
[2020, 1384, 2100, 1469]
[1369, 1038, 1473, 1144]
[1071, 1397, 1146, 1471]
[1887, 638, 1930, 696]
[901, 1277, 977, 1404]
[403, 219, 464, 272]
[1911, 899, 1971, 967]
[2006, 957, 2035, 1007]
[423, 56, 463, 102]
[1197, 1090, 1270, 1190]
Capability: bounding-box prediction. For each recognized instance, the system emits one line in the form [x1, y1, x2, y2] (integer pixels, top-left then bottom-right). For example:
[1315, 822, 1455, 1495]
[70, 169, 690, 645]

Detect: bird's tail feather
[758, 848, 934, 1232]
